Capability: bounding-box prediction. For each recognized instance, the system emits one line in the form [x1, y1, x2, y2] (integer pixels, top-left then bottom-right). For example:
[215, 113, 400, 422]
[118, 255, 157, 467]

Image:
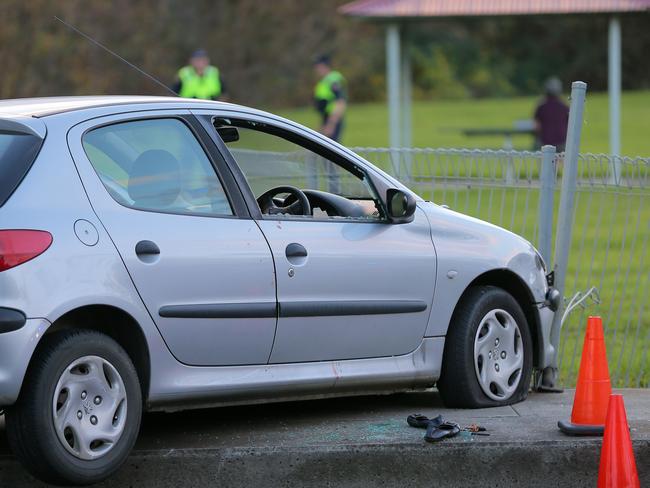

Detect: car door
[194, 110, 437, 363]
[68, 112, 277, 366]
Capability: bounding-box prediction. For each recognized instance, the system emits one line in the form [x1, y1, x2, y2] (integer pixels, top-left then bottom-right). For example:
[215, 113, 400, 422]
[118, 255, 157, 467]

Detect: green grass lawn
[275, 90, 650, 157]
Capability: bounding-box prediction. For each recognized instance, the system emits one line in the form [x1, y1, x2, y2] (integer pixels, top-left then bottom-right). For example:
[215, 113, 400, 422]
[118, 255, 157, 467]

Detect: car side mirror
[386, 189, 416, 224]
[216, 126, 239, 143]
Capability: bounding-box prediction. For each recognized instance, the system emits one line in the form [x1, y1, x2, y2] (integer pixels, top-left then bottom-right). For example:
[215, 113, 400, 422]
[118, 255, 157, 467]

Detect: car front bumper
[537, 303, 557, 368]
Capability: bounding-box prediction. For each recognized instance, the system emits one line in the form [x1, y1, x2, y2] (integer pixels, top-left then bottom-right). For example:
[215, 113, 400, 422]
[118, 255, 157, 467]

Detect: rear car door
[194, 110, 437, 363]
[68, 112, 277, 366]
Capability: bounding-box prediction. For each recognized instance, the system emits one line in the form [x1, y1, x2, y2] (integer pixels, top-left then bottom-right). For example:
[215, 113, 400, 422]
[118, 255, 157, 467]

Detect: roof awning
[339, 0, 650, 18]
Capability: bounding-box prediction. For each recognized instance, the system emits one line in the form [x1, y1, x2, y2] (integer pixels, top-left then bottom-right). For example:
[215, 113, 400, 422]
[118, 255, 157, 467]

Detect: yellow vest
[314, 71, 345, 115]
[178, 65, 222, 99]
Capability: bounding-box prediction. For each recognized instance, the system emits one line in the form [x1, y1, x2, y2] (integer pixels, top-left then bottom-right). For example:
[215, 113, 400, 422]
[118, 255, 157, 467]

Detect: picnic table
[462, 119, 537, 150]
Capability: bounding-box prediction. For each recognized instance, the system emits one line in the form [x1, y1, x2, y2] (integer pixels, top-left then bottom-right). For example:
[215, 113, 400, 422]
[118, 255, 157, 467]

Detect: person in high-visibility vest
[173, 49, 227, 101]
[313, 55, 347, 142]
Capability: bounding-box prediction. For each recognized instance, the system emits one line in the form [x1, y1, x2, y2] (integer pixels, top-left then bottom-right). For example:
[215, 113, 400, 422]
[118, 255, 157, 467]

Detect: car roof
[0, 95, 232, 117]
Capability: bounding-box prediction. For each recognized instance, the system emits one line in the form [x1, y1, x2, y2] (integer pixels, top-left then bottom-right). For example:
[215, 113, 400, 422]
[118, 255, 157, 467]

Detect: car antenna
[54, 15, 179, 97]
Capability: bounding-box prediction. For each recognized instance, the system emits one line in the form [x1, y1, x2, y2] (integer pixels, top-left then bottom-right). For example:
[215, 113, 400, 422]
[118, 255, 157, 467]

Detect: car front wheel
[6, 329, 142, 485]
[437, 285, 533, 408]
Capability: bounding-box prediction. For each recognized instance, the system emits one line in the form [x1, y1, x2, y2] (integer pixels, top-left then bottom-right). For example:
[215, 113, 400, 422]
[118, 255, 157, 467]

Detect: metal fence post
[538, 145, 557, 266]
[543, 81, 588, 389]
[608, 16, 622, 185]
[306, 152, 319, 190]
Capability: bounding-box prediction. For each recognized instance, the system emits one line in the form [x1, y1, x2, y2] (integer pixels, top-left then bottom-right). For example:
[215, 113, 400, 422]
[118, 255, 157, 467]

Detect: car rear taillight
[0, 230, 53, 272]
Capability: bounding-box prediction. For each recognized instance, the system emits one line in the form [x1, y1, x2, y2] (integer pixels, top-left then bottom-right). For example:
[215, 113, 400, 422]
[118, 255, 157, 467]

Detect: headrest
[128, 149, 181, 208]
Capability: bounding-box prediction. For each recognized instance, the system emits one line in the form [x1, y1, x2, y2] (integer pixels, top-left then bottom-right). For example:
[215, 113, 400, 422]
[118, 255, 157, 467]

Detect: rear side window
[0, 131, 43, 207]
[82, 118, 233, 216]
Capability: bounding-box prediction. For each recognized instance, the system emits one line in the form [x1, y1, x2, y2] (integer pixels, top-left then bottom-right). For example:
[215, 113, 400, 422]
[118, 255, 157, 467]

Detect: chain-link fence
[353, 146, 650, 388]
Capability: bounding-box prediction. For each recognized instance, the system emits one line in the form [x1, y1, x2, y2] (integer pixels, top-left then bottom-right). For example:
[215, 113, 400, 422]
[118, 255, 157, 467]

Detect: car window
[83, 118, 233, 216]
[219, 123, 382, 220]
[0, 131, 43, 207]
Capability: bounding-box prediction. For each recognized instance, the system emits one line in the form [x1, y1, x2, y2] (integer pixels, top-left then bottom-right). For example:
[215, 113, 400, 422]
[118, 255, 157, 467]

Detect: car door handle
[135, 240, 160, 256]
[285, 243, 307, 259]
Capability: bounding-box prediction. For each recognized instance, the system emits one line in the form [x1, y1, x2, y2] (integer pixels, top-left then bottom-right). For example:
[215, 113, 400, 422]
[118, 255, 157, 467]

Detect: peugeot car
[0, 96, 558, 485]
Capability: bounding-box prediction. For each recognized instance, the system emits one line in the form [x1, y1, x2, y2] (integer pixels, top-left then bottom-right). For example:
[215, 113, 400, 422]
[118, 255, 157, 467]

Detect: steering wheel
[257, 185, 312, 216]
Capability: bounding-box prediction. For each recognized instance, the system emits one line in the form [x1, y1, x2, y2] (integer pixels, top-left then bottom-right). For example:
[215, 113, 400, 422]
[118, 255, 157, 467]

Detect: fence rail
[352, 146, 650, 388]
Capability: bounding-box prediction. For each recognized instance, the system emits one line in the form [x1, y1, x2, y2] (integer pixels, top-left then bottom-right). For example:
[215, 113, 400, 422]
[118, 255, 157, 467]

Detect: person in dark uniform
[173, 49, 227, 101]
[534, 77, 569, 151]
[313, 55, 347, 142]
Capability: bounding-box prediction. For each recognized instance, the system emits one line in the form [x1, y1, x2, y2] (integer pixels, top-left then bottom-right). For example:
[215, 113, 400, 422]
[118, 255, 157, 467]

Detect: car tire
[5, 329, 142, 486]
[437, 285, 533, 408]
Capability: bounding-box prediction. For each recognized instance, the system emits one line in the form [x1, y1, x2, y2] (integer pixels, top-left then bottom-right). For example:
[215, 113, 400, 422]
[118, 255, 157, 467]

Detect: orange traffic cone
[558, 316, 612, 435]
[598, 394, 640, 488]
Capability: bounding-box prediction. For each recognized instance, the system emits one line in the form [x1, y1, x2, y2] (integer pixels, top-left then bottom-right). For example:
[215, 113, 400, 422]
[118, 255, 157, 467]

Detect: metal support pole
[608, 16, 622, 183]
[386, 23, 401, 150]
[400, 35, 412, 149]
[538, 145, 557, 267]
[544, 81, 588, 389]
[400, 31, 412, 182]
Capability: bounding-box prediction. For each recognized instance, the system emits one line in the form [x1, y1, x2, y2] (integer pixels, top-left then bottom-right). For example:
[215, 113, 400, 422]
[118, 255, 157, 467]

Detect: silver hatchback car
[0, 96, 558, 485]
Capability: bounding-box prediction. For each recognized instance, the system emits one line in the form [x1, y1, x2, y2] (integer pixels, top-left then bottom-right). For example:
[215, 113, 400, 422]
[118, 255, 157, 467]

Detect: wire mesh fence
[353, 147, 650, 387]
[560, 153, 649, 388]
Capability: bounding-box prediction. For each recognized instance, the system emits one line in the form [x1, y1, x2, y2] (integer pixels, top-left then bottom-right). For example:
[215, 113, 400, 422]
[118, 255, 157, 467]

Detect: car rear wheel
[5, 329, 141, 485]
[437, 285, 533, 408]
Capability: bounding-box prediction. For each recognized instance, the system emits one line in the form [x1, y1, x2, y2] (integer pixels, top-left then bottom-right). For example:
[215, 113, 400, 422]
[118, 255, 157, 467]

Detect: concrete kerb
[1, 389, 648, 487]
